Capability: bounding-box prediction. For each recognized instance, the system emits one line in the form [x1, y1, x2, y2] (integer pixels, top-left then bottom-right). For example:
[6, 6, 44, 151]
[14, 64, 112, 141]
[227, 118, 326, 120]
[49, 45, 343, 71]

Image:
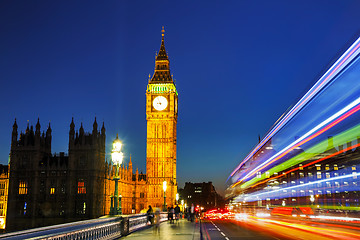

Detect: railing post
[120, 217, 129, 236]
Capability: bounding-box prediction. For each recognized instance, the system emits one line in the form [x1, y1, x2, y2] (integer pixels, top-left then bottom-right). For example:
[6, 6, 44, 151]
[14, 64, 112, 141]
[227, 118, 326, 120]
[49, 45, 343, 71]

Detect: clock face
[153, 96, 168, 111]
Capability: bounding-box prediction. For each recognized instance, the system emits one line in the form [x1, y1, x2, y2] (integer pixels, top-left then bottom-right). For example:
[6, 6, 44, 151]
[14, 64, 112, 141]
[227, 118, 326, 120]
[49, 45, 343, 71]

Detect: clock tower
[146, 28, 178, 208]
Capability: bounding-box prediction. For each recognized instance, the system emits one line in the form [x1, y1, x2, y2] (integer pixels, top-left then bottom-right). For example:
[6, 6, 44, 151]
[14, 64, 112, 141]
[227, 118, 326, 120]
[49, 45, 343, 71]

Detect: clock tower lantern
[146, 28, 178, 208]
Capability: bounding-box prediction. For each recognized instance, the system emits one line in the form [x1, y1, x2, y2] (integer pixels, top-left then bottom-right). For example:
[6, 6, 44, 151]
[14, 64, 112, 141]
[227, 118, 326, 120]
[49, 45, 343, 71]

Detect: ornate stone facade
[6, 118, 107, 231]
[0, 165, 8, 231]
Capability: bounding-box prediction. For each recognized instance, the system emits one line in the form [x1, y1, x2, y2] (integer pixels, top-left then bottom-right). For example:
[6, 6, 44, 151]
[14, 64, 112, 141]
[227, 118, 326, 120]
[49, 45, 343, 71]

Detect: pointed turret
[12, 118, 18, 131]
[101, 122, 105, 135]
[100, 122, 106, 146]
[136, 167, 139, 181]
[79, 122, 84, 136]
[150, 27, 174, 84]
[46, 122, 51, 136]
[35, 118, 41, 146]
[156, 26, 169, 61]
[69, 117, 75, 137]
[26, 121, 30, 134]
[129, 154, 133, 171]
[69, 117, 75, 146]
[46, 122, 52, 150]
[93, 117, 98, 135]
[11, 118, 18, 146]
[35, 118, 41, 136]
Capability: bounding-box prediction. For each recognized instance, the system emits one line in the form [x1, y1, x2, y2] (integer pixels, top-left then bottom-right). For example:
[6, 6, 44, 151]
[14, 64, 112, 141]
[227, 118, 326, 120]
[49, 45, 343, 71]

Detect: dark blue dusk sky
[1, 0, 360, 194]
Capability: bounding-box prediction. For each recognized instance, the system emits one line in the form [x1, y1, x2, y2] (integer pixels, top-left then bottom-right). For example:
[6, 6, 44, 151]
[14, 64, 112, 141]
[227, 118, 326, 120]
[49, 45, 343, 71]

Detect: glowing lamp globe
[112, 151, 123, 165]
[113, 138, 122, 152]
[163, 181, 167, 192]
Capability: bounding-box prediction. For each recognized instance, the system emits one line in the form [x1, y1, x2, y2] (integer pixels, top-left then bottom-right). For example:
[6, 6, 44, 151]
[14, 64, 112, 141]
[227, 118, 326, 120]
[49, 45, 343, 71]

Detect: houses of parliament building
[3, 29, 178, 231]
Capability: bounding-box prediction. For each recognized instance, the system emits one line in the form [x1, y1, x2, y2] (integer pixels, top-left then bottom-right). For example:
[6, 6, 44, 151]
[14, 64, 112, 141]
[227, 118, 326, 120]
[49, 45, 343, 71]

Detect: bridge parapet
[0, 213, 168, 240]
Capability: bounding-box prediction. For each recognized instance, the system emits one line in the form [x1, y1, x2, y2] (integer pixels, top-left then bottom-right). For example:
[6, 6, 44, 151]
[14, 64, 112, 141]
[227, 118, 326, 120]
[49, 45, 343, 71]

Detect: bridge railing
[0, 213, 168, 240]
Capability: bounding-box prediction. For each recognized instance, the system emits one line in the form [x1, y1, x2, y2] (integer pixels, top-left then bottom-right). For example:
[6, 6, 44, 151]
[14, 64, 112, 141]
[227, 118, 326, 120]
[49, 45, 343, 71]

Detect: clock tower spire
[150, 27, 173, 84]
[146, 27, 178, 209]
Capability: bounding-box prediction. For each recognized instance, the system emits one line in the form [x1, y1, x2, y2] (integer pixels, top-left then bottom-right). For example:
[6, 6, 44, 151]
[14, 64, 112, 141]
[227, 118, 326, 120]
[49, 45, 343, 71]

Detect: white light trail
[240, 96, 360, 182]
[230, 36, 360, 178]
[241, 172, 360, 201]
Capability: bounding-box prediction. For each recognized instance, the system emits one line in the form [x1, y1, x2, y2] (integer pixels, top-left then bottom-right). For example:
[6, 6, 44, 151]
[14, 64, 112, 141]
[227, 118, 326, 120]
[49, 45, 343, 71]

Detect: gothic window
[19, 181, 28, 195]
[77, 180, 86, 194]
[140, 192, 145, 198]
[50, 179, 56, 195]
[0, 203, 3, 216]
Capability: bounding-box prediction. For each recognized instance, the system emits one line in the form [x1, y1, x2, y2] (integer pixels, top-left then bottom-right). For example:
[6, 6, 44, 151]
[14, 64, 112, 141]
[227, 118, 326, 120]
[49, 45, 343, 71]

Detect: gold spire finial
[161, 26, 165, 37]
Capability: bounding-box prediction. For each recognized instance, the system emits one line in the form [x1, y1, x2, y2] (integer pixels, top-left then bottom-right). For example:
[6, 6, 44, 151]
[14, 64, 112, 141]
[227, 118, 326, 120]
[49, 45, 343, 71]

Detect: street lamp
[110, 134, 123, 215]
[176, 193, 179, 205]
[163, 181, 167, 211]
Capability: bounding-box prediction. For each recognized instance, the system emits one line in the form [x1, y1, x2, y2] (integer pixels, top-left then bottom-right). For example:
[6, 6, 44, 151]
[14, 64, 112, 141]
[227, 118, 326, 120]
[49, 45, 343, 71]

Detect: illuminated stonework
[147, 83, 178, 95]
[0, 166, 8, 231]
[146, 28, 178, 209]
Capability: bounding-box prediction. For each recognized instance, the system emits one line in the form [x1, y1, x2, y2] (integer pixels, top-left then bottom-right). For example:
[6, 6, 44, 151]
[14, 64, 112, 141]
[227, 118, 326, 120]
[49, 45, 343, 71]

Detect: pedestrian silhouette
[147, 205, 153, 225]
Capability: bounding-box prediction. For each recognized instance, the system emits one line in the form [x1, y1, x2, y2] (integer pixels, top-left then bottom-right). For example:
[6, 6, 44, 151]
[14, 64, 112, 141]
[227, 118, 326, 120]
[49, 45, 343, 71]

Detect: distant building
[0, 165, 8, 231]
[179, 182, 224, 210]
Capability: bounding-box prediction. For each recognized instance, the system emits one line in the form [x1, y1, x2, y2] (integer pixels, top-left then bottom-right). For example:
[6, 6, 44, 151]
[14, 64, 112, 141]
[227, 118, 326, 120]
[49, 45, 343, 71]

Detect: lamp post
[110, 134, 123, 215]
[163, 181, 167, 211]
[176, 193, 179, 205]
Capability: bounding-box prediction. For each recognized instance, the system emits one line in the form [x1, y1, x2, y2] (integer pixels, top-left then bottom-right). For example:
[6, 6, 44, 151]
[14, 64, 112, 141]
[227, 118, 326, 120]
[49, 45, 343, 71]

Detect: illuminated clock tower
[146, 28, 178, 208]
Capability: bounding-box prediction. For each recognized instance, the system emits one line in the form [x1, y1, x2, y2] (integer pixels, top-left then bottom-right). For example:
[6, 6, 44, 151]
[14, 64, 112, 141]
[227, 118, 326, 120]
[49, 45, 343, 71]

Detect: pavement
[120, 218, 201, 240]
